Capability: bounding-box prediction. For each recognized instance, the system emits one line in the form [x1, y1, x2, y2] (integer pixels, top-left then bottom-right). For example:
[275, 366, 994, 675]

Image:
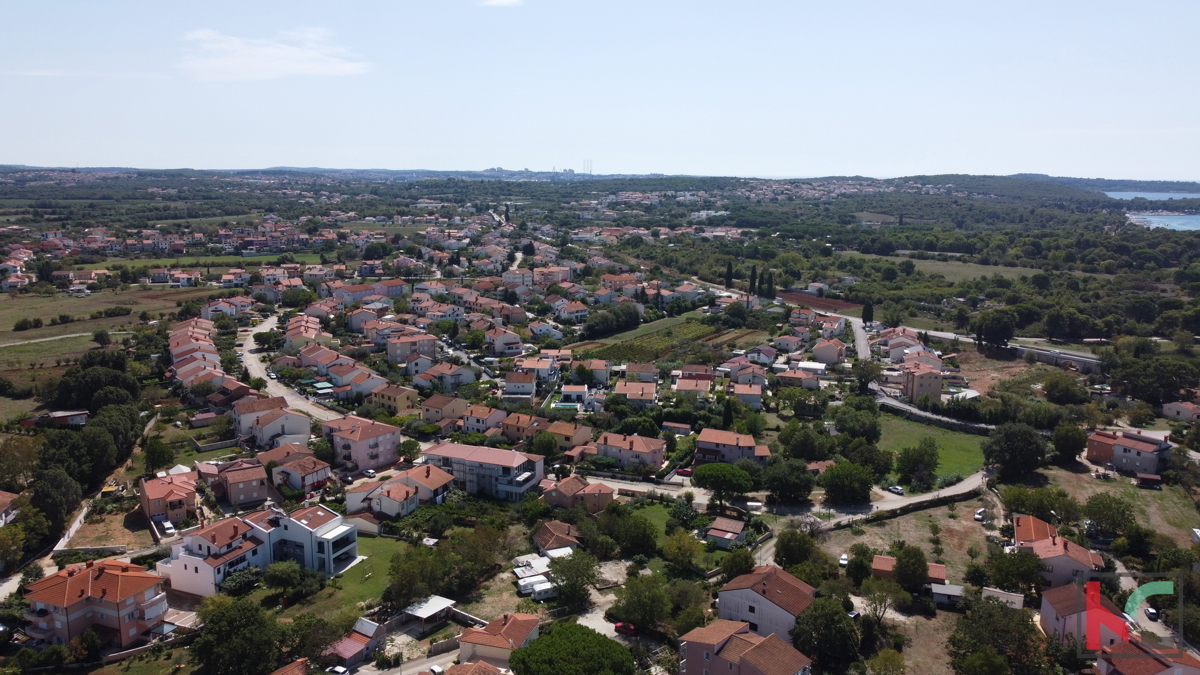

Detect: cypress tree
[749, 265, 757, 295]
[725, 261, 733, 289]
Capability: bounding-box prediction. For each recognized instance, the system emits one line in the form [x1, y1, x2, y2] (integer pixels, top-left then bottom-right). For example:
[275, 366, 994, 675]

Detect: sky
[2, 1, 1198, 180]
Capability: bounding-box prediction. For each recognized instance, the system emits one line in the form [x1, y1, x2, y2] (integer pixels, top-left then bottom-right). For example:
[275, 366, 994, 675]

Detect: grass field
[840, 252, 1111, 282]
[1040, 466, 1200, 548]
[79, 253, 322, 270]
[637, 504, 727, 569]
[595, 310, 705, 345]
[584, 320, 717, 362]
[877, 414, 985, 478]
[0, 286, 212, 341]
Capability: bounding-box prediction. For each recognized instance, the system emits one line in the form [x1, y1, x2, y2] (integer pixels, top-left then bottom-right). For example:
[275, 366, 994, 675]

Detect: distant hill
[1011, 173, 1200, 194]
[895, 174, 1098, 200]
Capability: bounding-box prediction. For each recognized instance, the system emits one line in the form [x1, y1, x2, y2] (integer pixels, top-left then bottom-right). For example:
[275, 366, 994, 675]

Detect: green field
[584, 319, 717, 362]
[596, 309, 705, 344]
[877, 413, 985, 478]
[79, 253, 323, 270]
[840, 252, 1112, 282]
[0, 286, 212, 340]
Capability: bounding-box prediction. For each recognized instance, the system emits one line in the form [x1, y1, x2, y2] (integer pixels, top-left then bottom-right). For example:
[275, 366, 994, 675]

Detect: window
[704, 652, 711, 661]
[748, 622, 758, 632]
[748, 605, 755, 614]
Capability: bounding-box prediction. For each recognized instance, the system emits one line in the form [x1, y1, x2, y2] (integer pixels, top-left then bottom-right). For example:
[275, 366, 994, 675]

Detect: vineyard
[583, 321, 718, 362]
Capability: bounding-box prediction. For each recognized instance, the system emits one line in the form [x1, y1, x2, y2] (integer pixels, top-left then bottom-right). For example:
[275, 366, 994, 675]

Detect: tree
[762, 459, 815, 503]
[31, 468, 81, 532]
[971, 309, 1016, 348]
[1050, 423, 1087, 464]
[0, 526, 26, 569]
[862, 301, 874, 324]
[986, 551, 1044, 594]
[531, 432, 559, 457]
[981, 423, 1046, 478]
[142, 436, 176, 474]
[958, 647, 1010, 675]
[190, 598, 281, 675]
[791, 597, 860, 675]
[721, 548, 756, 583]
[691, 463, 752, 508]
[948, 597, 1043, 675]
[263, 560, 304, 596]
[846, 552, 873, 587]
[725, 261, 734, 289]
[821, 461, 874, 504]
[1041, 372, 1088, 405]
[895, 437, 939, 490]
[399, 439, 421, 463]
[509, 622, 635, 675]
[1085, 493, 1134, 537]
[247, 377, 267, 391]
[749, 265, 757, 295]
[866, 649, 906, 675]
[892, 546, 928, 594]
[774, 528, 817, 568]
[852, 359, 882, 395]
[617, 514, 659, 557]
[91, 330, 111, 347]
[611, 573, 672, 632]
[68, 627, 102, 664]
[662, 529, 701, 574]
[860, 577, 905, 627]
[548, 550, 599, 608]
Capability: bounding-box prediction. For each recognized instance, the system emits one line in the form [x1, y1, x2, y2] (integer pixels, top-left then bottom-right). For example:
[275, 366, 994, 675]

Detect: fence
[101, 633, 192, 663]
[428, 637, 460, 657]
[189, 436, 239, 453]
[876, 398, 993, 435]
[450, 607, 488, 628]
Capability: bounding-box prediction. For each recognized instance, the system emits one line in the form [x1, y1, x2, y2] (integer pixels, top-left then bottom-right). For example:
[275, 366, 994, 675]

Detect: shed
[982, 587, 1025, 609]
[402, 595, 456, 630]
[931, 583, 964, 606]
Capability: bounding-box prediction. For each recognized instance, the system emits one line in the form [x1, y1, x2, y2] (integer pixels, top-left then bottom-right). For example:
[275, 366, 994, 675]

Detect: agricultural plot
[584, 321, 717, 362]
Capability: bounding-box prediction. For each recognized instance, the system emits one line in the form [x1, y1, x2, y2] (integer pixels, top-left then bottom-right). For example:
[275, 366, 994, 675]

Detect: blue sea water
[1105, 191, 1200, 200]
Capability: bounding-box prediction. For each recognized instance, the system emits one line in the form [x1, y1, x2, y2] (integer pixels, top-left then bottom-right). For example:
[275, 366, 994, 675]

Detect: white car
[268, 372, 278, 379]
[364, 469, 377, 478]
[839, 554, 849, 567]
[161, 521, 177, 537]
[974, 508, 986, 522]
[887, 486, 905, 495]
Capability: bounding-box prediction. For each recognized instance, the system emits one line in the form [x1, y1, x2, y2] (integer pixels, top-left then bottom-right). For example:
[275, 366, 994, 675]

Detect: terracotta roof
[597, 432, 666, 455]
[279, 455, 329, 477]
[614, 381, 656, 399]
[871, 555, 947, 582]
[253, 408, 303, 428]
[0, 490, 18, 512]
[1029, 537, 1104, 569]
[709, 517, 746, 534]
[25, 561, 161, 606]
[444, 663, 502, 675]
[324, 633, 370, 660]
[465, 405, 499, 419]
[325, 415, 399, 441]
[737, 633, 813, 675]
[680, 618, 747, 645]
[1041, 583, 1120, 617]
[288, 505, 340, 530]
[720, 565, 815, 617]
[505, 371, 535, 384]
[459, 612, 539, 649]
[270, 659, 311, 675]
[550, 474, 590, 497]
[1013, 514, 1057, 544]
[141, 473, 198, 501]
[545, 421, 584, 437]
[234, 396, 288, 415]
[698, 428, 757, 447]
[1101, 636, 1200, 673]
[424, 442, 537, 469]
[533, 520, 580, 550]
[255, 443, 311, 466]
[424, 394, 460, 410]
[398, 464, 454, 490]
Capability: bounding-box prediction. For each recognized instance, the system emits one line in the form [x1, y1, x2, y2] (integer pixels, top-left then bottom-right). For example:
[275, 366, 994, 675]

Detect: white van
[531, 582, 558, 601]
[517, 575, 548, 594]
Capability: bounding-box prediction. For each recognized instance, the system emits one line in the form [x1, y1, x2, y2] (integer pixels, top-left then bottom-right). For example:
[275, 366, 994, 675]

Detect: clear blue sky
[2, 1, 1197, 180]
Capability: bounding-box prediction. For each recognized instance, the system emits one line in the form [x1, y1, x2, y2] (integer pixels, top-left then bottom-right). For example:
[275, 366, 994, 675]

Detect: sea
[1104, 192, 1200, 231]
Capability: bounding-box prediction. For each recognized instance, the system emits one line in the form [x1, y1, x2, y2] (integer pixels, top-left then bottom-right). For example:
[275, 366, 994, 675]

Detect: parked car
[974, 508, 986, 522]
[161, 521, 176, 537]
[364, 469, 377, 478]
[1145, 607, 1159, 621]
[614, 622, 637, 635]
[839, 554, 849, 567]
[887, 486, 905, 495]
[268, 372, 278, 379]
[847, 611, 861, 621]
[677, 468, 693, 476]
[327, 667, 348, 675]
[428, 667, 444, 675]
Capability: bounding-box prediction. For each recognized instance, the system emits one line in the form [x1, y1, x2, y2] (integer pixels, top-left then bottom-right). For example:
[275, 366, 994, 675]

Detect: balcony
[23, 607, 50, 622]
[24, 624, 54, 640]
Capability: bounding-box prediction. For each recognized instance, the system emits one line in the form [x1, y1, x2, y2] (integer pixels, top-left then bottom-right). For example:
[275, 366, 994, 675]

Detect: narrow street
[240, 315, 341, 422]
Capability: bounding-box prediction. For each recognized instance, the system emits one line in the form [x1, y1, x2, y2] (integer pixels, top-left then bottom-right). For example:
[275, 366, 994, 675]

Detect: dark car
[614, 622, 637, 635]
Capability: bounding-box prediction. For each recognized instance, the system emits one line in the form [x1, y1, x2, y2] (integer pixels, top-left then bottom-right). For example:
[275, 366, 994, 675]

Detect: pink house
[321, 415, 402, 472]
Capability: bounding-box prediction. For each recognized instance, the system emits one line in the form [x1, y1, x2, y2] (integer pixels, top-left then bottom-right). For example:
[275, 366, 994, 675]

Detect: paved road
[240, 316, 341, 422]
[754, 469, 990, 565]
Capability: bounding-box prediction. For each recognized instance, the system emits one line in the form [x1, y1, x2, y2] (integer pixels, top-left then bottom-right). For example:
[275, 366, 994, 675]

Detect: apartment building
[24, 561, 168, 648]
[321, 416, 402, 472]
[678, 620, 811, 675]
[421, 442, 544, 501]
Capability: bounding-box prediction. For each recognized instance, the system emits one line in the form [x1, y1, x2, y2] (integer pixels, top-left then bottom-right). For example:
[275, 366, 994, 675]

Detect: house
[1085, 430, 1173, 474]
[514, 357, 558, 382]
[321, 416, 402, 472]
[249, 408, 311, 449]
[1094, 637, 1200, 675]
[1163, 401, 1200, 421]
[543, 421, 592, 450]
[595, 432, 667, 469]
[733, 383, 764, 410]
[1039, 583, 1124, 648]
[706, 517, 748, 550]
[140, 473, 199, 527]
[457, 613, 540, 666]
[387, 334, 438, 364]
[422, 395, 469, 423]
[675, 378, 712, 399]
[901, 363, 942, 402]
[678, 620, 812, 675]
[532, 520, 580, 554]
[395, 464, 455, 505]
[773, 335, 806, 353]
[368, 384, 419, 415]
[527, 321, 562, 340]
[273, 455, 332, 493]
[613, 381, 657, 407]
[0, 490, 19, 526]
[811, 339, 846, 365]
[413, 362, 476, 392]
[215, 460, 270, 507]
[501, 371, 536, 400]
[23, 561, 168, 648]
[931, 583, 964, 606]
[422, 442, 545, 501]
[982, 587, 1025, 609]
[1017, 536, 1104, 587]
[542, 475, 614, 513]
[1013, 514, 1057, 546]
[156, 505, 359, 597]
[581, 359, 610, 384]
[485, 328, 523, 357]
[324, 618, 386, 668]
[717, 565, 816, 638]
[233, 397, 288, 436]
[871, 555, 947, 585]
[500, 413, 548, 442]
[463, 405, 508, 435]
[775, 370, 820, 390]
[624, 362, 659, 382]
[696, 428, 770, 464]
[747, 345, 777, 365]
[558, 301, 589, 322]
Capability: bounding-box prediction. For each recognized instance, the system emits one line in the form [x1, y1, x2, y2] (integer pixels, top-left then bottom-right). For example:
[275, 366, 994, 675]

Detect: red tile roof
[720, 565, 815, 617]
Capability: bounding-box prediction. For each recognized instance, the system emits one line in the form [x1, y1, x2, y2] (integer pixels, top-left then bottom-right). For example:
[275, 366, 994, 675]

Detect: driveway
[240, 315, 341, 422]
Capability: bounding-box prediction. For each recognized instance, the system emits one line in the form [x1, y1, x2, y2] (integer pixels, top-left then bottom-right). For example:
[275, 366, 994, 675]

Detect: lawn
[636, 503, 728, 570]
[1040, 466, 1200, 548]
[595, 310, 705, 345]
[877, 414, 984, 479]
[245, 535, 406, 620]
[86, 647, 193, 675]
[0, 287, 213, 341]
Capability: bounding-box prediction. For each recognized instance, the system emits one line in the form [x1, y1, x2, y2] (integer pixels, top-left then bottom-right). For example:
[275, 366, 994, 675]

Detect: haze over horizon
[2, 1, 1198, 181]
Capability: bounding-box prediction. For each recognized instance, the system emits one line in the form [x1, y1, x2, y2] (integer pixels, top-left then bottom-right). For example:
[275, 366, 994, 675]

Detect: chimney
[86, 560, 95, 568]
[425, 466, 430, 478]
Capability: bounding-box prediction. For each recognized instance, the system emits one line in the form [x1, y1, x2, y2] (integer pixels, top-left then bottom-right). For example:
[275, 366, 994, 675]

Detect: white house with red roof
[696, 428, 770, 464]
[457, 613, 540, 666]
[717, 565, 816, 638]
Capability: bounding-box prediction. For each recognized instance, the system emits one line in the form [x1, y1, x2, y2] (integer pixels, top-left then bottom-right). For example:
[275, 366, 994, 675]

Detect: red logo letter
[1086, 581, 1128, 650]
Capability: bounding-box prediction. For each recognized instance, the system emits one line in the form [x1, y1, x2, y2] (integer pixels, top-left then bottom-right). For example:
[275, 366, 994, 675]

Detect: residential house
[421, 442, 545, 501]
[717, 565, 816, 638]
[273, 455, 332, 493]
[811, 339, 846, 365]
[23, 561, 167, 648]
[773, 335, 806, 353]
[613, 381, 657, 407]
[747, 345, 777, 365]
[140, 473, 199, 526]
[678, 620, 812, 675]
[463, 405, 507, 435]
[901, 363, 943, 403]
[1013, 514, 1057, 547]
[414, 363, 476, 392]
[457, 613, 540, 666]
[871, 555, 948, 585]
[733, 383, 763, 410]
[541, 475, 614, 514]
[321, 416, 402, 472]
[674, 378, 711, 400]
[775, 370, 820, 390]
[500, 413, 548, 443]
[696, 428, 770, 464]
[501, 371, 536, 400]
[422, 395, 469, 424]
[624, 363, 659, 382]
[1163, 401, 1200, 421]
[249, 408, 311, 449]
[595, 432, 666, 469]
[532, 520, 580, 554]
[368, 385, 419, 415]
[214, 460, 270, 507]
[1039, 583, 1125, 648]
[1094, 637, 1200, 675]
[543, 421, 592, 450]
[387, 334, 438, 365]
[485, 328, 523, 357]
[706, 517, 748, 550]
[232, 397, 290, 436]
[1017, 536, 1104, 587]
[324, 618, 386, 668]
[1086, 430, 1173, 474]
